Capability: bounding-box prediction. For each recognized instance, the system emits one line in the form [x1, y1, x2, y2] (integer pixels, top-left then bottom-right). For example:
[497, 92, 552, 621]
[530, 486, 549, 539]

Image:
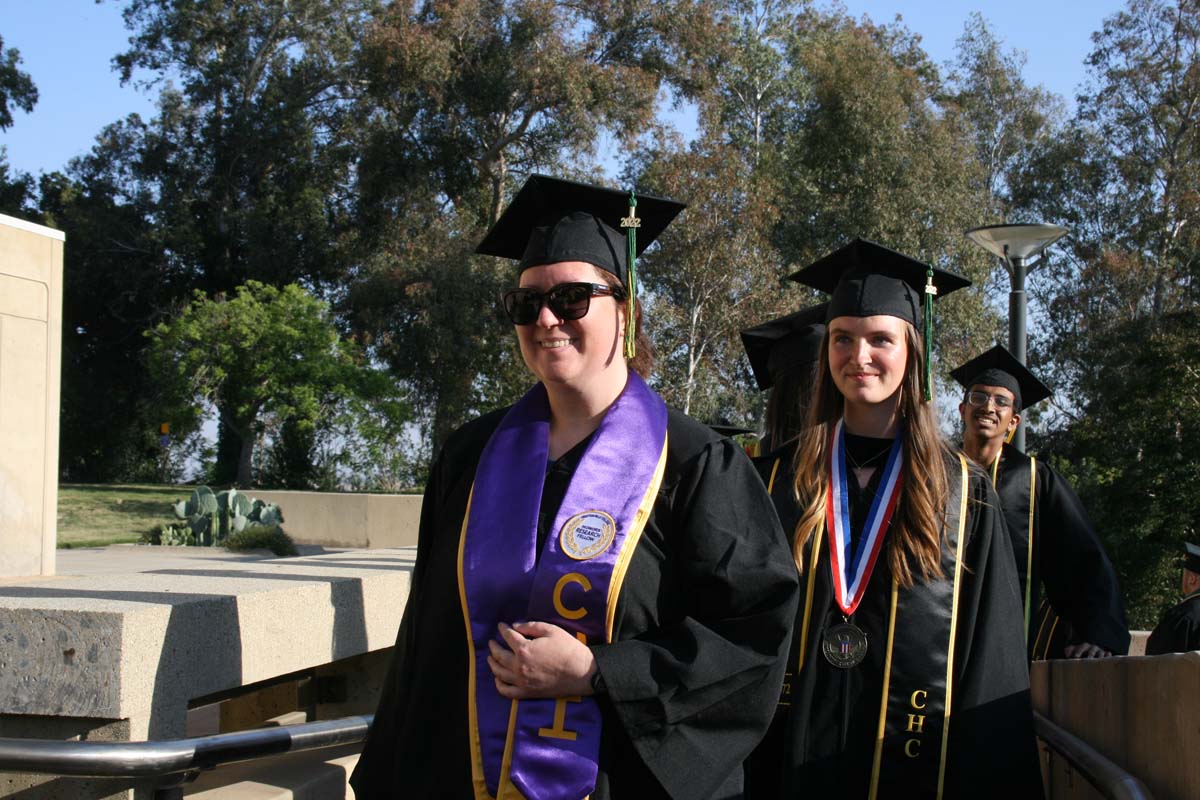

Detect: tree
[697, 0, 802, 166]
[1045, 310, 1200, 628]
[1076, 0, 1200, 320]
[0, 36, 38, 216]
[942, 13, 1065, 223]
[769, 10, 999, 371]
[0, 35, 37, 131]
[631, 132, 790, 422]
[39, 126, 186, 482]
[0, 150, 35, 216]
[145, 281, 398, 488]
[103, 0, 377, 482]
[1010, 1, 1200, 628]
[1011, 0, 1200, 412]
[348, 0, 721, 456]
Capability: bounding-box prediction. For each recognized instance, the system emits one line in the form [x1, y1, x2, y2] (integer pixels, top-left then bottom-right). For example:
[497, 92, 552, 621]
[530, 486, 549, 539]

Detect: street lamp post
[964, 223, 1068, 452]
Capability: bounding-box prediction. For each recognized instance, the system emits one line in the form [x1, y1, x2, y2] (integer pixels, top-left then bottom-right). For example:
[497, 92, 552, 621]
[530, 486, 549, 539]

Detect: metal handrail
[0, 709, 1155, 799]
[1034, 711, 1153, 800]
[0, 714, 372, 797]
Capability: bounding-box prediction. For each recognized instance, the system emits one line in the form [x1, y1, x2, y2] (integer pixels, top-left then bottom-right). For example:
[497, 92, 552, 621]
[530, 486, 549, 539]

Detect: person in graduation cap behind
[743, 238, 1044, 799]
[350, 174, 800, 800]
[950, 346, 1129, 661]
[1145, 542, 1200, 655]
[737, 303, 826, 800]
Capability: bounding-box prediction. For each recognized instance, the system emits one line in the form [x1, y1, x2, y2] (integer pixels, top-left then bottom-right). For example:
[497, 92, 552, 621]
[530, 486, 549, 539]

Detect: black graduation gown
[745, 448, 1044, 800]
[350, 406, 800, 800]
[1145, 593, 1200, 655]
[991, 443, 1130, 658]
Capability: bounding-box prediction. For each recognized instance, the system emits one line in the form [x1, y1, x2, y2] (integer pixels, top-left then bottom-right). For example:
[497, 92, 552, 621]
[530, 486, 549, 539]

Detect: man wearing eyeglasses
[952, 346, 1129, 661]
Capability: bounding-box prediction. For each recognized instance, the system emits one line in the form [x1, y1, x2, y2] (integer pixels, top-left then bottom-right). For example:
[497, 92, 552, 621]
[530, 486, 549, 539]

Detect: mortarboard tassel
[923, 264, 937, 403]
[621, 191, 641, 360]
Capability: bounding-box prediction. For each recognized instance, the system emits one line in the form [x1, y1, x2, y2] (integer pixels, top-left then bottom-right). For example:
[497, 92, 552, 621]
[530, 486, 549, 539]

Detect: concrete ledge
[0, 548, 412, 740]
[184, 743, 359, 799]
[251, 491, 422, 549]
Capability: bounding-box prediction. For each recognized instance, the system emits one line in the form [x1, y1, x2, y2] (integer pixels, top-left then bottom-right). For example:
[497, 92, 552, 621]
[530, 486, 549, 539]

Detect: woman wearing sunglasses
[351, 175, 799, 800]
[743, 239, 1044, 799]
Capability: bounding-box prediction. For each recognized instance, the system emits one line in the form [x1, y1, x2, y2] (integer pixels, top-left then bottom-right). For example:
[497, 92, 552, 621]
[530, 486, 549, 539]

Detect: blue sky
[2, 0, 1127, 178]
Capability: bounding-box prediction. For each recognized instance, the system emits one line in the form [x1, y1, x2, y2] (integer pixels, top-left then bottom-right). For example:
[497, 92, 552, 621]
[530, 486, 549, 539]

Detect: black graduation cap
[475, 174, 686, 282]
[949, 345, 1052, 411]
[787, 238, 971, 326]
[1185, 542, 1200, 574]
[740, 303, 828, 391]
[707, 422, 757, 438]
[788, 238, 972, 401]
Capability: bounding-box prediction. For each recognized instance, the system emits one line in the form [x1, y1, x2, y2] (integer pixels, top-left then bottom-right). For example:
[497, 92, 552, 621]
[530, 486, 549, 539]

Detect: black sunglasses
[501, 282, 627, 326]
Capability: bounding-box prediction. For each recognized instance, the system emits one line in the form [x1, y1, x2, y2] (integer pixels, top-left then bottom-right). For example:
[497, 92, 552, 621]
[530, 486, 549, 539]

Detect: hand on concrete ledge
[1063, 641, 1112, 658]
[487, 621, 598, 699]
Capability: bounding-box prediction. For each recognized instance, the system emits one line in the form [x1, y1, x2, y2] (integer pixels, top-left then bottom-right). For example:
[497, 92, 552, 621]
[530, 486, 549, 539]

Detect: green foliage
[941, 12, 1065, 222]
[1045, 310, 1200, 628]
[146, 281, 407, 487]
[347, 0, 725, 454]
[224, 525, 298, 557]
[0, 149, 35, 216]
[0, 35, 38, 131]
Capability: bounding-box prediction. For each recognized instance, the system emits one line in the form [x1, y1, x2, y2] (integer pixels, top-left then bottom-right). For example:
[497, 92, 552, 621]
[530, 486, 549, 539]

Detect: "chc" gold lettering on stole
[905, 689, 928, 758]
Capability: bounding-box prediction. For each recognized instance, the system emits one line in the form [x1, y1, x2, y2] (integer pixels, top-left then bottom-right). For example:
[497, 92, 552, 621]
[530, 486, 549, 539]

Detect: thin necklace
[843, 435, 893, 471]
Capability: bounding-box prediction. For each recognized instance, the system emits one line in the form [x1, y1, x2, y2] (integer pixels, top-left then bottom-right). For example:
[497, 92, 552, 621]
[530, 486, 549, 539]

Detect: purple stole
[456, 372, 669, 800]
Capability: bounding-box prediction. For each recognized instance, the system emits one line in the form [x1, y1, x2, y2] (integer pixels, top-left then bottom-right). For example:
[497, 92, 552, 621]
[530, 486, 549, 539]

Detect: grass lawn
[58, 483, 193, 548]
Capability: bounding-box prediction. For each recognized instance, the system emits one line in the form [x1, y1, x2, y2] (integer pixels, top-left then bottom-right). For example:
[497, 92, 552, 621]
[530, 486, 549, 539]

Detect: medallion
[559, 510, 617, 560]
[822, 621, 868, 668]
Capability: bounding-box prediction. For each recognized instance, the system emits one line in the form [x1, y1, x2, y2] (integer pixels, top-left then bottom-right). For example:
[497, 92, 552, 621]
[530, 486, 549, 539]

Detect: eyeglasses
[965, 390, 1015, 409]
[501, 282, 626, 326]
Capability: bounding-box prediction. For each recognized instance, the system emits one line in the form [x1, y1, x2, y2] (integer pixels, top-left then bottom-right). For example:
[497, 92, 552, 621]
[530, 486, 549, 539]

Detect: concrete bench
[0, 547, 413, 799]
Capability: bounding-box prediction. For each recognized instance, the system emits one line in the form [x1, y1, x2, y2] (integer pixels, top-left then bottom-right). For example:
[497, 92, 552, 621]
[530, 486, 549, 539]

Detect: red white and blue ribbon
[826, 418, 905, 616]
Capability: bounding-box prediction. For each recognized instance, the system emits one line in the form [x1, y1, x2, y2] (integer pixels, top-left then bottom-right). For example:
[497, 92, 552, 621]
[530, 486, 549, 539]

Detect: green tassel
[622, 191, 639, 360]
[923, 264, 935, 403]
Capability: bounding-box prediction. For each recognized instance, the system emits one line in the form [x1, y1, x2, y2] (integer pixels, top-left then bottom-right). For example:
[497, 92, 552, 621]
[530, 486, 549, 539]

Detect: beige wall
[1032, 653, 1199, 799]
[0, 213, 63, 578]
[252, 490, 423, 549]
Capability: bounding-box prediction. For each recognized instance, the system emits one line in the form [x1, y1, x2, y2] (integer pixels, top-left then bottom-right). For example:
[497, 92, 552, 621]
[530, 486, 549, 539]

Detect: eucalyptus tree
[347, 0, 721, 455]
[769, 9, 998, 369]
[626, 0, 808, 425]
[942, 13, 1065, 223]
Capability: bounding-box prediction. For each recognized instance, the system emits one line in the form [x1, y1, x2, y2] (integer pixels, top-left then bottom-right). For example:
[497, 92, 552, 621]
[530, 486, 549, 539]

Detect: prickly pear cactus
[164, 486, 285, 549]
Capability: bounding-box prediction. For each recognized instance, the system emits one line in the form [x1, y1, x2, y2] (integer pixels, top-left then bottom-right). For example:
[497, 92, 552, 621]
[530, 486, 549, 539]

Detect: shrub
[224, 525, 298, 557]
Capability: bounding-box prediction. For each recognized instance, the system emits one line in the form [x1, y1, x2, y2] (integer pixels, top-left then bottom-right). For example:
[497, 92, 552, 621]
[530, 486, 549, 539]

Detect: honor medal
[822, 621, 869, 668]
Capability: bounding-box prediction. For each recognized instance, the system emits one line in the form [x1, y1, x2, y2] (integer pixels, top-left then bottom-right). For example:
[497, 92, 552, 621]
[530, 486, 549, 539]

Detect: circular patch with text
[559, 511, 617, 560]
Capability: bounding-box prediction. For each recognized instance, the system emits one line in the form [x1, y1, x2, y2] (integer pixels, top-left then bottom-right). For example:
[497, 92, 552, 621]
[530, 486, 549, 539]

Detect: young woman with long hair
[351, 175, 799, 800]
[745, 239, 1044, 799]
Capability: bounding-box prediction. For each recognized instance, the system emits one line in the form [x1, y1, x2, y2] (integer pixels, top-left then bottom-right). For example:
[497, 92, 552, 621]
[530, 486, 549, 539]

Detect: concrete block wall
[0, 548, 414, 799]
[251, 490, 423, 549]
[0, 213, 64, 578]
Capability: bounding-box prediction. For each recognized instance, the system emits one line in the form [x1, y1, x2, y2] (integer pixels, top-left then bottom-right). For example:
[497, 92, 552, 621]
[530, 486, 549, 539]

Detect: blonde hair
[790, 322, 951, 588]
